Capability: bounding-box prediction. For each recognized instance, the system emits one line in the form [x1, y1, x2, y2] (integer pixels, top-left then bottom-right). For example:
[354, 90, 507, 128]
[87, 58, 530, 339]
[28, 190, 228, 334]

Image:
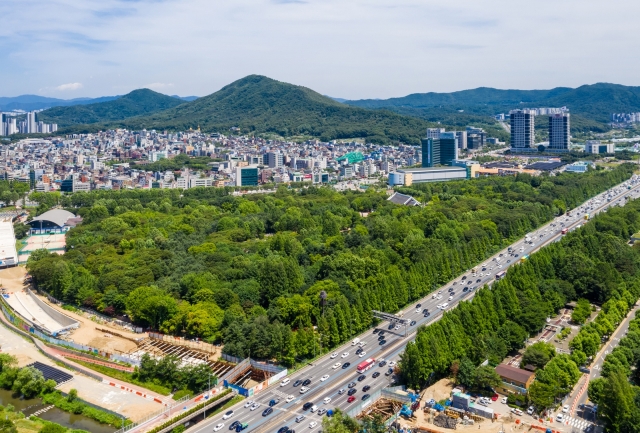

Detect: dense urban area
[1, 77, 640, 433]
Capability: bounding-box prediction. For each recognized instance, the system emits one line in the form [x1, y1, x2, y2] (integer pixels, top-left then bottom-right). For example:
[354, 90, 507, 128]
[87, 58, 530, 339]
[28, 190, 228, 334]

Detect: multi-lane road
[192, 177, 640, 433]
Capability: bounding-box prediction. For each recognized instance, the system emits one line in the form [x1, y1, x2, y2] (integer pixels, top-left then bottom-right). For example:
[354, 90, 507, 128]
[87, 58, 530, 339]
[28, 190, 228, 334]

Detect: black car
[378, 335, 385, 341]
[450, 292, 455, 296]
[463, 287, 468, 292]
[507, 260, 511, 263]
[416, 303, 421, 308]
[302, 402, 314, 411]
[362, 385, 371, 392]
[292, 380, 302, 387]
[236, 424, 248, 432]
[515, 254, 519, 257]
[362, 394, 370, 400]
[372, 372, 380, 378]
[423, 311, 430, 317]
[410, 320, 416, 326]
[476, 278, 481, 283]
[461, 275, 467, 280]
[355, 348, 363, 355]
[229, 421, 240, 430]
[357, 374, 366, 382]
[378, 360, 387, 367]
[379, 340, 386, 345]
[342, 362, 351, 369]
[467, 281, 472, 285]
[387, 324, 394, 330]
[262, 407, 273, 416]
[347, 388, 357, 396]
[348, 381, 357, 388]
[269, 398, 280, 407]
[302, 379, 311, 386]
[277, 427, 289, 433]
[373, 328, 380, 334]
[448, 287, 453, 292]
[385, 368, 393, 376]
[378, 331, 385, 336]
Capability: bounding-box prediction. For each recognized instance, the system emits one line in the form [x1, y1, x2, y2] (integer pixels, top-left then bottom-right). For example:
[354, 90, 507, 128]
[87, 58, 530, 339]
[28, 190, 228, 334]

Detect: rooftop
[495, 363, 535, 383]
[30, 209, 76, 227]
[398, 166, 466, 173]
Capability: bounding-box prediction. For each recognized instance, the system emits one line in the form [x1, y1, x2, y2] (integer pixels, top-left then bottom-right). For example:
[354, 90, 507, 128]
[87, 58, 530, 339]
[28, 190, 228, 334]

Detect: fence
[113, 393, 192, 433]
[345, 387, 384, 418]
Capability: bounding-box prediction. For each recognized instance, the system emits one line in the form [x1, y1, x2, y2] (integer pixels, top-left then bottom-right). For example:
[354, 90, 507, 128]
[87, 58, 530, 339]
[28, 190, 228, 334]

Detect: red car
[347, 396, 356, 403]
[491, 394, 499, 401]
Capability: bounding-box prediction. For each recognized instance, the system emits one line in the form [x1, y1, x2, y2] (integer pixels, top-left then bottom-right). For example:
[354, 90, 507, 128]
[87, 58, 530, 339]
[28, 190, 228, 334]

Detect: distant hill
[39, 89, 185, 127]
[0, 95, 120, 112]
[106, 75, 436, 144]
[172, 95, 199, 102]
[345, 83, 640, 128]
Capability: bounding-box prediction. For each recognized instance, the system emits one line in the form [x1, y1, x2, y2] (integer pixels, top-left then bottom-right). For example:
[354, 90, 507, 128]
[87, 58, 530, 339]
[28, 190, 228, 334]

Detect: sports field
[20, 233, 66, 252]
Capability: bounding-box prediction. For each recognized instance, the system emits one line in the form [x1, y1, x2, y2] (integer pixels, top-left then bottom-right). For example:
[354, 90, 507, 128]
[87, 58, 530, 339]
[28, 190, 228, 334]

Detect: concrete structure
[585, 140, 615, 154]
[548, 113, 570, 151]
[397, 166, 469, 183]
[510, 109, 535, 149]
[565, 161, 594, 173]
[0, 220, 18, 267]
[426, 128, 445, 139]
[495, 364, 535, 395]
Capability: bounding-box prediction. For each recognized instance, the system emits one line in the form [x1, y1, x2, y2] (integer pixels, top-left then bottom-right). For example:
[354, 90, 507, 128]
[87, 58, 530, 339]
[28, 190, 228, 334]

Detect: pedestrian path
[563, 415, 592, 430]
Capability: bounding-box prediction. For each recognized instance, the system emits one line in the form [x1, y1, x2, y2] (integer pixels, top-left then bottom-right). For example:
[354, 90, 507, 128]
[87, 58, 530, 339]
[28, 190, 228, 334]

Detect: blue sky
[1, 0, 638, 99]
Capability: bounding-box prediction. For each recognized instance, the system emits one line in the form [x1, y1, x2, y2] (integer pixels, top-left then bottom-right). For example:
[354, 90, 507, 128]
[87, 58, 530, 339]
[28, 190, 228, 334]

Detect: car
[277, 427, 290, 433]
[355, 348, 363, 355]
[280, 378, 290, 387]
[338, 388, 346, 395]
[229, 421, 240, 430]
[416, 303, 422, 308]
[286, 394, 294, 403]
[373, 328, 380, 334]
[250, 403, 260, 411]
[223, 410, 234, 420]
[333, 362, 341, 369]
[348, 388, 357, 396]
[372, 371, 380, 378]
[385, 368, 393, 376]
[378, 360, 387, 367]
[317, 408, 327, 415]
[448, 296, 453, 301]
[452, 282, 457, 286]
[388, 323, 394, 329]
[436, 304, 442, 309]
[310, 405, 318, 412]
[300, 386, 309, 394]
[357, 374, 366, 381]
[480, 273, 484, 277]
[388, 361, 396, 367]
[362, 394, 370, 400]
[330, 352, 338, 359]
[379, 340, 386, 345]
[321, 374, 330, 381]
[415, 308, 422, 313]
[348, 381, 357, 388]
[214, 423, 225, 431]
[269, 398, 280, 406]
[463, 287, 468, 292]
[501, 397, 507, 404]
[424, 311, 431, 316]
[562, 405, 569, 413]
[359, 351, 367, 358]
[438, 290, 442, 294]
[323, 397, 332, 404]
[342, 362, 351, 369]
[309, 421, 317, 429]
[378, 335, 385, 341]
[302, 379, 311, 386]
[432, 294, 437, 299]
[302, 402, 314, 411]
[476, 278, 481, 283]
[362, 385, 371, 392]
[296, 415, 306, 423]
[293, 380, 302, 387]
[507, 260, 511, 263]
[394, 324, 401, 330]
[478, 399, 489, 407]
[341, 352, 349, 358]
[491, 394, 499, 401]
[410, 320, 416, 326]
[358, 341, 366, 347]
[527, 406, 534, 415]
[244, 400, 255, 408]
[556, 413, 564, 422]
[467, 281, 472, 285]
[235, 423, 248, 432]
[347, 396, 356, 403]
[262, 407, 273, 416]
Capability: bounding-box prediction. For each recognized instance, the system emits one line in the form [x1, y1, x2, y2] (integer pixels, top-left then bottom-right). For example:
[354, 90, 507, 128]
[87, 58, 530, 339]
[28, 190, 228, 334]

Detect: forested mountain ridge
[25, 165, 635, 367]
[38, 89, 185, 127]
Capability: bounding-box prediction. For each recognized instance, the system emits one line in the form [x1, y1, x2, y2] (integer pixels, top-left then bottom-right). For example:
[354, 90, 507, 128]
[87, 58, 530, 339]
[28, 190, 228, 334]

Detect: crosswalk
[563, 415, 592, 430]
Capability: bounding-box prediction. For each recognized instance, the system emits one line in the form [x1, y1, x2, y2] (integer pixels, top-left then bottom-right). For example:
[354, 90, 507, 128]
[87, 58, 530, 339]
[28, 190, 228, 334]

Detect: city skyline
[1, 0, 640, 99]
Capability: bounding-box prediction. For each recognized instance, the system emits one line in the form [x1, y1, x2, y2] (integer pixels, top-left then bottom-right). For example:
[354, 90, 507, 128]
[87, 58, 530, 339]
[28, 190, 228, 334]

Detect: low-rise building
[495, 364, 535, 395]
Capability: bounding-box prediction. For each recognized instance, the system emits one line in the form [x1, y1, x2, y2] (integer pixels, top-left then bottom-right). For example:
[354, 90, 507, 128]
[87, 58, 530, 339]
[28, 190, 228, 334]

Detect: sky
[1, 0, 639, 100]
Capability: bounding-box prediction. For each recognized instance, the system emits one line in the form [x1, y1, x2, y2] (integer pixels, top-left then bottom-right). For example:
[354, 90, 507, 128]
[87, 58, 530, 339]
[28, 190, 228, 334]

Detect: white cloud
[55, 82, 83, 91]
[145, 82, 174, 90]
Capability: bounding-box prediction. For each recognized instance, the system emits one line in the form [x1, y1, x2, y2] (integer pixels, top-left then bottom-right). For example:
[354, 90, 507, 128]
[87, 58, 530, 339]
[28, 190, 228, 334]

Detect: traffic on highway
[191, 176, 640, 433]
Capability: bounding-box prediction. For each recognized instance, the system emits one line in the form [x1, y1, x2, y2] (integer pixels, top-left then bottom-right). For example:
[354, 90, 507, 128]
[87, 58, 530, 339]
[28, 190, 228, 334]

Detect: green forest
[399, 193, 640, 412]
[26, 165, 634, 368]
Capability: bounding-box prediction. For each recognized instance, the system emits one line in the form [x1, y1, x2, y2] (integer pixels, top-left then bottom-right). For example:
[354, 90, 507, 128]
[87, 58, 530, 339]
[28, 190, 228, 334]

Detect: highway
[192, 176, 640, 433]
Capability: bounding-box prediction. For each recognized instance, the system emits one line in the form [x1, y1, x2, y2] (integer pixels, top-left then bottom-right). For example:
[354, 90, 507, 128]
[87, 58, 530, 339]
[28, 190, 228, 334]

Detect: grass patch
[41, 391, 131, 428]
[172, 389, 192, 400]
[72, 360, 171, 396]
[204, 395, 244, 420]
[0, 405, 90, 433]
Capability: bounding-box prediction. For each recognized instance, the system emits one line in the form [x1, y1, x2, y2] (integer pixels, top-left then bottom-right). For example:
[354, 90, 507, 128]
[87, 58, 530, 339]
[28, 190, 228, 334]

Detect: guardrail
[113, 394, 192, 433]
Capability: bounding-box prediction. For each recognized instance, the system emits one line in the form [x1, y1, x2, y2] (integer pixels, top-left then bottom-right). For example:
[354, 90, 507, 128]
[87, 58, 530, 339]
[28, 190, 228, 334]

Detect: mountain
[39, 89, 185, 127]
[105, 75, 436, 144]
[172, 95, 199, 102]
[344, 83, 640, 128]
[0, 95, 120, 112]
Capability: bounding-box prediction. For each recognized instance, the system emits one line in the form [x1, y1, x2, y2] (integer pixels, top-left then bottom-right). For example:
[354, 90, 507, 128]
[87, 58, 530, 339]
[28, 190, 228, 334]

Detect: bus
[356, 358, 376, 374]
[584, 213, 590, 221]
[520, 255, 529, 263]
[561, 228, 568, 235]
[495, 270, 507, 280]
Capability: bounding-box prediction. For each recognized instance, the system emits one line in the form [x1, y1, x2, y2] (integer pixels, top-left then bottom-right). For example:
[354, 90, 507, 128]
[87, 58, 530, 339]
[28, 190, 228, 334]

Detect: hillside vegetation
[26, 165, 634, 367]
[39, 89, 185, 127]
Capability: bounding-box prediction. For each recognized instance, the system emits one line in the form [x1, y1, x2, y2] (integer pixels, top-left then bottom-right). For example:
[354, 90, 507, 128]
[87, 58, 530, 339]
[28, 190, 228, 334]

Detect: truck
[584, 213, 590, 221]
[356, 358, 376, 373]
[561, 227, 568, 235]
[495, 270, 507, 280]
[520, 255, 529, 263]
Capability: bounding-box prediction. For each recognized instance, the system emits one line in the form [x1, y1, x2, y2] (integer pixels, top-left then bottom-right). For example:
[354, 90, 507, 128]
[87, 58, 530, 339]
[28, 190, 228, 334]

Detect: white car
[501, 397, 507, 404]
[323, 397, 332, 404]
[394, 324, 400, 330]
[562, 405, 569, 413]
[448, 296, 453, 301]
[330, 352, 338, 359]
[485, 272, 491, 276]
[309, 421, 318, 429]
[222, 410, 234, 420]
[416, 308, 422, 313]
[250, 403, 260, 411]
[359, 351, 367, 358]
[480, 273, 484, 277]
[441, 303, 449, 309]
[438, 290, 442, 294]
[214, 423, 225, 431]
[244, 400, 255, 408]
[358, 341, 366, 347]
[332, 362, 341, 369]
[432, 294, 437, 299]
[556, 413, 564, 422]
[286, 394, 294, 403]
[280, 378, 290, 387]
[321, 374, 330, 381]
[437, 295, 443, 300]
[300, 386, 309, 394]
[527, 406, 534, 415]
[388, 361, 396, 367]
[436, 304, 442, 309]
[341, 352, 349, 358]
